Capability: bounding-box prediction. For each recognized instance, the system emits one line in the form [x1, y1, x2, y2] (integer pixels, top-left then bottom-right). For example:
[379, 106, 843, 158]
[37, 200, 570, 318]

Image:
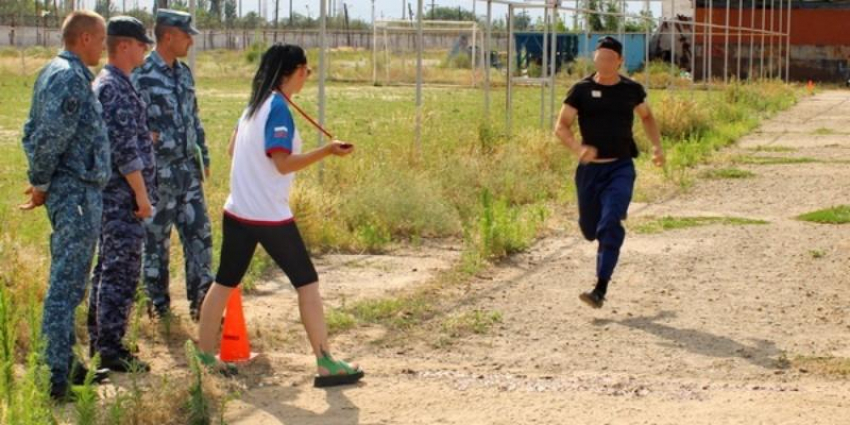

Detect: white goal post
[372, 19, 486, 87]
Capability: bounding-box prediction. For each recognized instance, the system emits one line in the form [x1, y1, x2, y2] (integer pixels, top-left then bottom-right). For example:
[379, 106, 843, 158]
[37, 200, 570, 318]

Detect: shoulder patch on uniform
[64, 97, 80, 116]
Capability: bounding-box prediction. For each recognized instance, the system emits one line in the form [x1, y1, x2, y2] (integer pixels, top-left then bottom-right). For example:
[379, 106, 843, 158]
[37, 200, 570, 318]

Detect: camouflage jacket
[131, 51, 209, 172]
[93, 64, 158, 206]
[21, 50, 110, 192]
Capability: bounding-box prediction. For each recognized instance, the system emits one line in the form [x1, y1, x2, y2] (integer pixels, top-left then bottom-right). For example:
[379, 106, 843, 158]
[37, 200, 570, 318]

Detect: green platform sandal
[314, 354, 364, 388]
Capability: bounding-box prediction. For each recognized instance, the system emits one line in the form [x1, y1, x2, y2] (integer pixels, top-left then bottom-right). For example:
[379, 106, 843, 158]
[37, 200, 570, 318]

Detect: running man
[554, 36, 665, 309]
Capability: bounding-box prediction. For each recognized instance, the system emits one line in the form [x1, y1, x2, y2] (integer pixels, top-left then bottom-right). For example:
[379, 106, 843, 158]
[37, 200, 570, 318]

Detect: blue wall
[576, 34, 647, 73]
[513, 33, 647, 73]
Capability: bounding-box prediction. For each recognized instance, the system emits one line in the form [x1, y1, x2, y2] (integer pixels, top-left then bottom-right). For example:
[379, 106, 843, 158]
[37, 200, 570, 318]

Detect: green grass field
[0, 47, 799, 423]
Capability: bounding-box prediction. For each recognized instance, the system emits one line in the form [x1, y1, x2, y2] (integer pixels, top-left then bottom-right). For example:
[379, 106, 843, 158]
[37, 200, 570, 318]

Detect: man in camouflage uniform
[88, 16, 156, 373]
[133, 9, 213, 320]
[20, 11, 111, 400]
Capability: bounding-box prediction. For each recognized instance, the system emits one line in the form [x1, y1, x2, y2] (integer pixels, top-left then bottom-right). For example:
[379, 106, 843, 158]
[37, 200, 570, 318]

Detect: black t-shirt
[563, 74, 647, 159]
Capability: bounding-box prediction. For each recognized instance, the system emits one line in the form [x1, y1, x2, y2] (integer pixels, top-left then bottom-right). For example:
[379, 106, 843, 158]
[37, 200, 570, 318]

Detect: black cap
[107, 16, 154, 44]
[596, 36, 623, 57]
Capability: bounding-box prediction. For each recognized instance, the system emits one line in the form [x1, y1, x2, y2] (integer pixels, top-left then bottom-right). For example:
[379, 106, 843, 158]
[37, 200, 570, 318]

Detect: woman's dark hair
[246, 44, 307, 118]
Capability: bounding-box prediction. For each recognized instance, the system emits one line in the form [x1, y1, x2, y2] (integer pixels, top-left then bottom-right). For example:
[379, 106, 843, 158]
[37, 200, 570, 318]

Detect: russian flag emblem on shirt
[273, 126, 289, 139]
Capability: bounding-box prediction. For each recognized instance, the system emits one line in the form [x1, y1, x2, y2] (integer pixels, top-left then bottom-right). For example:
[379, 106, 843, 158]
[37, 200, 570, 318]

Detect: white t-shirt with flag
[224, 92, 302, 225]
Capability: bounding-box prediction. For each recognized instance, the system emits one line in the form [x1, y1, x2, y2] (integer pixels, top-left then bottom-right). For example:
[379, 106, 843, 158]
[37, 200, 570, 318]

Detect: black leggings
[215, 214, 318, 288]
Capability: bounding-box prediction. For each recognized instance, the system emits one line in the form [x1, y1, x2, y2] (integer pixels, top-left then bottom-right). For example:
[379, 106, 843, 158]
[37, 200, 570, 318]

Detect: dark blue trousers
[88, 204, 145, 359]
[574, 158, 636, 282]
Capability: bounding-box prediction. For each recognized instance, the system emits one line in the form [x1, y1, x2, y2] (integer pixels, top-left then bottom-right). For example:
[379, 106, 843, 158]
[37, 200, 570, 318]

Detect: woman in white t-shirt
[196, 44, 362, 387]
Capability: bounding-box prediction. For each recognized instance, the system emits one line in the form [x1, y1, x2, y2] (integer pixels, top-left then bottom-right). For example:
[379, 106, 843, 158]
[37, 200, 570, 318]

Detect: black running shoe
[579, 291, 605, 309]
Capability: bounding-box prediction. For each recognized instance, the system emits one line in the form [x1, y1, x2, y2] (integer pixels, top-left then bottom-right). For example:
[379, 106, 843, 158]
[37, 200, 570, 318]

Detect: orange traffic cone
[807, 80, 815, 94]
[219, 288, 256, 363]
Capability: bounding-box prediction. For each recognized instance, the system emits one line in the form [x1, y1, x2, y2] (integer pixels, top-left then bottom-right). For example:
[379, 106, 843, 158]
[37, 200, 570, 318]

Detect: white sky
[83, 0, 662, 24]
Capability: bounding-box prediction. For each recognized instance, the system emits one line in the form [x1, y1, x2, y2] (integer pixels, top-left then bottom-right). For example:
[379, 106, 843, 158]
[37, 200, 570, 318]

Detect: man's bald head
[62, 10, 106, 47]
[61, 11, 106, 67]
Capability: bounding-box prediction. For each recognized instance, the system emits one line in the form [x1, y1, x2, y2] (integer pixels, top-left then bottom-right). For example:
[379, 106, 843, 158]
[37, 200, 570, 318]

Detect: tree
[124, 7, 154, 26]
[0, 0, 37, 28]
[240, 11, 262, 28]
[169, 0, 188, 11]
[625, 9, 654, 33]
[210, 0, 221, 20]
[490, 18, 506, 32]
[555, 13, 568, 33]
[0, 1, 36, 24]
[224, 0, 237, 26]
[95, 0, 117, 18]
[514, 10, 531, 31]
[195, 0, 226, 28]
[587, 0, 603, 32]
[426, 6, 474, 21]
[530, 13, 569, 33]
[602, 0, 621, 32]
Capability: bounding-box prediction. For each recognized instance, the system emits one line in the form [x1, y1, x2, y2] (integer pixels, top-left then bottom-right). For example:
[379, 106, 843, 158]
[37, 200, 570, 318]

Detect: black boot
[50, 383, 74, 403]
[100, 349, 151, 373]
[69, 357, 110, 385]
[147, 300, 172, 320]
[190, 292, 207, 323]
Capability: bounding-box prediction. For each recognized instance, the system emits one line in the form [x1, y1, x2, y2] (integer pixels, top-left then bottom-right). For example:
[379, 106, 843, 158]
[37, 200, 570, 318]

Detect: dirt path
[223, 90, 850, 424]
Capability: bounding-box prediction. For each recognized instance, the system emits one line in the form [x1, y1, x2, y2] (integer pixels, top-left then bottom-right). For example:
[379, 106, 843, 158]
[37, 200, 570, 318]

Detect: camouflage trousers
[88, 198, 144, 359]
[42, 178, 102, 388]
[143, 162, 213, 317]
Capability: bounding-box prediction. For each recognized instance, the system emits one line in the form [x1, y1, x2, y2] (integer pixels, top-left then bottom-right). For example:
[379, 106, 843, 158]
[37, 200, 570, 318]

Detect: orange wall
[694, 8, 850, 45]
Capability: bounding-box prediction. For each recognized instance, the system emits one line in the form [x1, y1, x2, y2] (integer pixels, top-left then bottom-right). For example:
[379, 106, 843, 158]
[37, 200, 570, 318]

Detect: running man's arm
[555, 104, 597, 163]
[635, 102, 665, 167]
[555, 104, 581, 154]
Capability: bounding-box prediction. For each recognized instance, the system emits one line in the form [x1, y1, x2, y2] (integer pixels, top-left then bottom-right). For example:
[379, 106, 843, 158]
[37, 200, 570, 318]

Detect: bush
[724, 80, 796, 113]
[651, 93, 711, 141]
[464, 189, 547, 267]
[342, 166, 461, 241]
[565, 57, 594, 79]
[632, 60, 692, 89]
[244, 40, 268, 64]
[442, 53, 472, 70]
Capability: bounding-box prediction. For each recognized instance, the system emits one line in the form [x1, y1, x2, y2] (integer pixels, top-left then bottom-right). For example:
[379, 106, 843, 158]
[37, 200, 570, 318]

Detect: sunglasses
[302, 65, 313, 77]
